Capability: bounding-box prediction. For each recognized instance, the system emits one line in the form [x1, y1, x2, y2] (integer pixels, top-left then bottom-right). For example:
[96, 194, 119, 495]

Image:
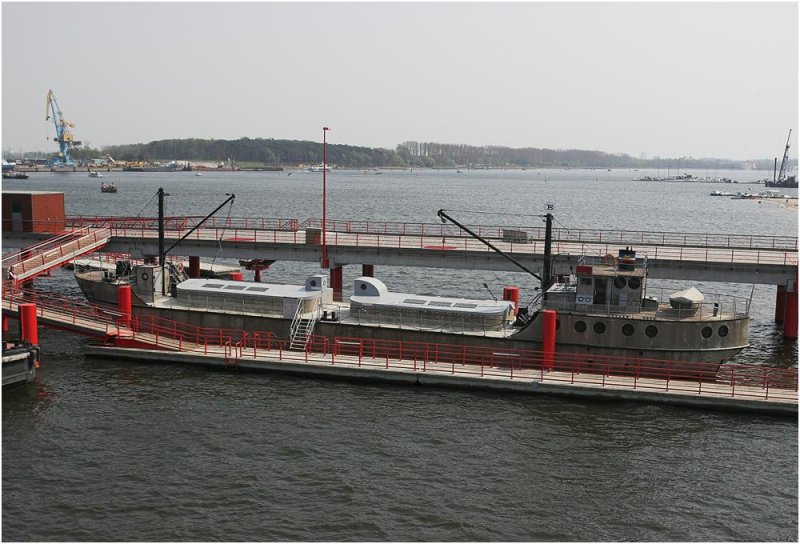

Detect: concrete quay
[85, 344, 797, 417]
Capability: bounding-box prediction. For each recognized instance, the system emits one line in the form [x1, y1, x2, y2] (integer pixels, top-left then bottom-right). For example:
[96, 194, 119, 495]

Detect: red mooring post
[784, 280, 798, 339]
[229, 271, 244, 281]
[19, 303, 38, 346]
[254, 269, 262, 282]
[189, 256, 201, 279]
[542, 309, 557, 370]
[118, 284, 132, 325]
[330, 266, 343, 302]
[362, 264, 374, 278]
[502, 286, 519, 315]
[775, 285, 787, 322]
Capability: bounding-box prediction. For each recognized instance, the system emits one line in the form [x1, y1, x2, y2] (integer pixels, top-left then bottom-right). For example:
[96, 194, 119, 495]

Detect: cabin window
[593, 321, 606, 334]
[613, 276, 627, 289]
[645, 325, 658, 338]
[622, 323, 635, 336]
[718, 325, 729, 337]
[580, 278, 592, 286]
[628, 277, 641, 290]
[702, 326, 713, 339]
[574, 320, 587, 333]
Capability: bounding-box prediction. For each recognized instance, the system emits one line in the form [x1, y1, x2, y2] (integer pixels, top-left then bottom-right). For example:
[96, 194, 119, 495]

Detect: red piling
[330, 266, 343, 302]
[19, 303, 38, 346]
[542, 309, 557, 370]
[189, 256, 201, 279]
[784, 280, 798, 339]
[118, 284, 132, 325]
[775, 285, 787, 322]
[502, 286, 519, 315]
[362, 264, 374, 278]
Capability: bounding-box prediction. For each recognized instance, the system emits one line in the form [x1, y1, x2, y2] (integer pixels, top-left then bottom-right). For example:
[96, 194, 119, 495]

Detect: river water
[2, 168, 797, 541]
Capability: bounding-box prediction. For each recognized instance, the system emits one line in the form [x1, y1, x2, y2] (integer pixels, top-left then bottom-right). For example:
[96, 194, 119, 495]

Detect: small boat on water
[89, 170, 102, 178]
[2, 340, 39, 388]
[2, 171, 29, 180]
[100, 182, 117, 193]
[308, 164, 331, 172]
[710, 190, 733, 196]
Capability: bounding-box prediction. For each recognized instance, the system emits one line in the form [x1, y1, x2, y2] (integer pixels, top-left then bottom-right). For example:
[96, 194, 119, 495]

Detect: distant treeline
[59, 137, 791, 170]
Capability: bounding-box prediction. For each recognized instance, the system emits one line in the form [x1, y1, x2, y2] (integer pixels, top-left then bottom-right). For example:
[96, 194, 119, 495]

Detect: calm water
[3, 168, 798, 541]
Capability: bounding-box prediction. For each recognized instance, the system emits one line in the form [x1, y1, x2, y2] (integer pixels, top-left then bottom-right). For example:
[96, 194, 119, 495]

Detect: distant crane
[45, 90, 81, 167]
[777, 129, 792, 183]
[767, 129, 797, 188]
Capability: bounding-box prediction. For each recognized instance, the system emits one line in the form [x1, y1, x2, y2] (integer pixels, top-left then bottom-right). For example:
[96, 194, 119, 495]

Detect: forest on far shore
[28, 137, 787, 170]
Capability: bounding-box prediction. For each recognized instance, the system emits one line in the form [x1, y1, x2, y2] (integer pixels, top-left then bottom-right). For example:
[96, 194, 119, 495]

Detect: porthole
[645, 325, 658, 338]
[613, 276, 627, 289]
[719, 325, 729, 338]
[628, 277, 641, 290]
[310, 280, 317, 287]
[622, 323, 635, 336]
[574, 320, 587, 333]
[360, 283, 367, 291]
[593, 321, 607, 334]
[701, 326, 713, 339]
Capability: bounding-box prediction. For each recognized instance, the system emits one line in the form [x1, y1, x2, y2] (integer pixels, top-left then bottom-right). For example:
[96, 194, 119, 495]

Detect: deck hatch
[203, 283, 224, 289]
[403, 298, 426, 305]
[428, 301, 452, 307]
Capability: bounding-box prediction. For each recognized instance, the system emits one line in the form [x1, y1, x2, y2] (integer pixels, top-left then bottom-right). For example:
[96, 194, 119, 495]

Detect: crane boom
[436, 209, 553, 292]
[777, 129, 792, 183]
[45, 89, 80, 167]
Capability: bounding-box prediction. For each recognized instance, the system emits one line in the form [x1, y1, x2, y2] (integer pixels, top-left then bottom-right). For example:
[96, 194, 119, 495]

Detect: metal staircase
[288, 299, 320, 350]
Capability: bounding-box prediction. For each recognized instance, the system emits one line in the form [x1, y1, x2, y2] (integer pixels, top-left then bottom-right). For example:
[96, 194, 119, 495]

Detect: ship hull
[75, 271, 749, 375]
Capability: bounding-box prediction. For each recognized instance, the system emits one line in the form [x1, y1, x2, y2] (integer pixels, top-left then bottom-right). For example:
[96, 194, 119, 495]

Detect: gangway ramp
[2, 228, 110, 284]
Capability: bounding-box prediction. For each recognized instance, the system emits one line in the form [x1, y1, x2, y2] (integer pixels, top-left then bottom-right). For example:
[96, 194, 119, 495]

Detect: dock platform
[86, 342, 797, 417]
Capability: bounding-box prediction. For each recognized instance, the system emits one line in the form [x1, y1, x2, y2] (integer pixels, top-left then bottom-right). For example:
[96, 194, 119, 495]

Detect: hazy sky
[2, 2, 798, 160]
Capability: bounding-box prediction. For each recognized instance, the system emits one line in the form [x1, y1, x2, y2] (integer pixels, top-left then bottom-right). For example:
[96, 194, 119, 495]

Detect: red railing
[6, 219, 797, 267]
[3, 287, 796, 402]
[2, 228, 111, 282]
[60, 215, 797, 251]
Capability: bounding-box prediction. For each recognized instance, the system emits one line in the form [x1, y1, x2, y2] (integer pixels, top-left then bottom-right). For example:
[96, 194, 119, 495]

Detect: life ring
[602, 253, 617, 265]
[141, 272, 149, 281]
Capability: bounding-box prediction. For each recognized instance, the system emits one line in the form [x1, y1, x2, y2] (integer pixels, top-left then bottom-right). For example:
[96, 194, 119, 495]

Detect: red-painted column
[229, 271, 244, 281]
[362, 264, 374, 277]
[502, 286, 519, 315]
[2, 314, 8, 335]
[19, 303, 38, 346]
[784, 280, 798, 339]
[542, 309, 557, 370]
[330, 266, 343, 302]
[775, 285, 787, 322]
[118, 284, 132, 326]
[254, 269, 262, 282]
[189, 256, 201, 279]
